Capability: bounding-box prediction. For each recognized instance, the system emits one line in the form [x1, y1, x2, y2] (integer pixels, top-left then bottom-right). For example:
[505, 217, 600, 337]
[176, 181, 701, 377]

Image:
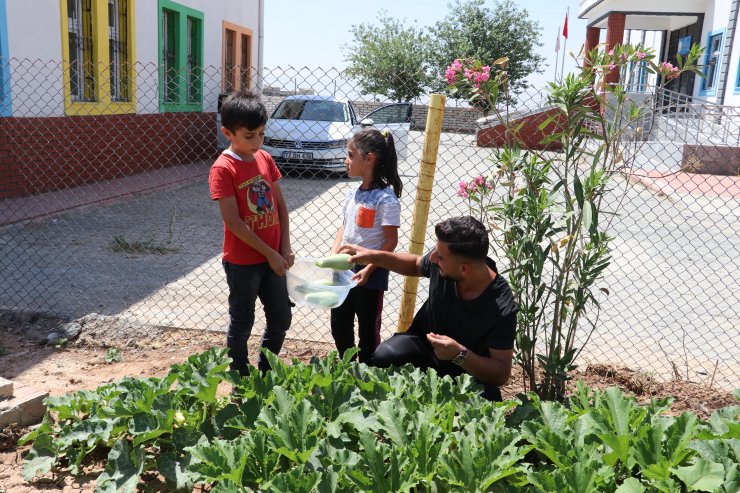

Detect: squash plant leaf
[157, 450, 195, 492]
[615, 477, 645, 493]
[95, 439, 145, 493]
[21, 433, 57, 481]
[210, 478, 248, 493]
[439, 421, 526, 491]
[258, 387, 323, 464]
[374, 399, 411, 447]
[705, 406, 740, 439]
[671, 458, 725, 492]
[262, 466, 322, 493]
[171, 347, 230, 403]
[185, 435, 250, 485]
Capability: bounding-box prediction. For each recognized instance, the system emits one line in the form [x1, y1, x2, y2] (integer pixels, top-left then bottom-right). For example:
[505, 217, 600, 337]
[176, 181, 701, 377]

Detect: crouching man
[339, 216, 518, 401]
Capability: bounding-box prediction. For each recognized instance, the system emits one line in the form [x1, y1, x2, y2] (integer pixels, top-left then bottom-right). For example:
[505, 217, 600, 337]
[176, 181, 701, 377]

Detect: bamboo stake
[397, 93, 446, 332]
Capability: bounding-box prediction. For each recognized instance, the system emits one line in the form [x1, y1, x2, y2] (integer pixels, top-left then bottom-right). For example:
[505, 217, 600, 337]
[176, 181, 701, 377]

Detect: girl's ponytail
[351, 128, 403, 198]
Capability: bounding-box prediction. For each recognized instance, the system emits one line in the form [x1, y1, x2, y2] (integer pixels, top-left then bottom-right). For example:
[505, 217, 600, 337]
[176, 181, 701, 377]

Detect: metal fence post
[397, 93, 445, 332]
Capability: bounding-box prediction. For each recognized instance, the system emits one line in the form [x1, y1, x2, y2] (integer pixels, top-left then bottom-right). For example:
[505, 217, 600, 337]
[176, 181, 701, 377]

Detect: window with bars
[240, 33, 250, 90]
[162, 9, 178, 103]
[158, 1, 203, 111]
[224, 29, 235, 93]
[701, 29, 724, 95]
[222, 22, 252, 93]
[68, 0, 95, 102]
[62, 0, 134, 114]
[108, 0, 129, 101]
[186, 16, 201, 103]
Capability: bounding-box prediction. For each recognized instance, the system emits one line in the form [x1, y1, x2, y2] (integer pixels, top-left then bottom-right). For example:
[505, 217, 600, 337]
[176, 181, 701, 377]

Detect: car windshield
[272, 99, 349, 122]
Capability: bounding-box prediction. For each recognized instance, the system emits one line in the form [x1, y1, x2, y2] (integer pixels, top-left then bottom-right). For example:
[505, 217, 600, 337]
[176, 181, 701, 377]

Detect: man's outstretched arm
[338, 244, 423, 277]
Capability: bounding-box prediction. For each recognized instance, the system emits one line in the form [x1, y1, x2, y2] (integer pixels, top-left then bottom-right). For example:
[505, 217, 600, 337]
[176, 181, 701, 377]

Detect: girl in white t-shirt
[330, 128, 403, 363]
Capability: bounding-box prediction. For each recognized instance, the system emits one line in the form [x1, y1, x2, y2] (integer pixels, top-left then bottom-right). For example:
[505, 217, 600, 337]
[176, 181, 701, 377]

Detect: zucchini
[305, 291, 341, 307]
[315, 253, 355, 270]
[295, 279, 334, 294]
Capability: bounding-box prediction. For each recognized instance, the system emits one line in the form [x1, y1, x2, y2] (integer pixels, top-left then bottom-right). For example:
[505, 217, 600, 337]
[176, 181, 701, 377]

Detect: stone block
[0, 384, 48, 428]
[0, 377, 13, 398]
[681, 145, 740, 176]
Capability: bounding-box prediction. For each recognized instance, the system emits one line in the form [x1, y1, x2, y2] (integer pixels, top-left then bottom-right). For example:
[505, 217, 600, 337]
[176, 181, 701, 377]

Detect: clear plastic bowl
[286, 257, 357, 309]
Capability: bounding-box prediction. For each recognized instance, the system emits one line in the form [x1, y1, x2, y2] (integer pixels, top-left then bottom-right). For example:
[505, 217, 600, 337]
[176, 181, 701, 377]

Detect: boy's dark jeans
[223, 260, 291, 374]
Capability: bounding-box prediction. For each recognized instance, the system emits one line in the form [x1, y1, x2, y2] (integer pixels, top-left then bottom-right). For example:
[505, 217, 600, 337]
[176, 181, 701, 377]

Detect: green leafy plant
[51, 337, 68, 348]
[104, 347, 122, 363]
[446, 43, 703, 401]
[18, 347, 738, 492]
[109, 207, 180, 255]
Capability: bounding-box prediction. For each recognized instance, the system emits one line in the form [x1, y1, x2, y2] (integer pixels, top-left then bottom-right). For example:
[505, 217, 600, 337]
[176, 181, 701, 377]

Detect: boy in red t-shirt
[209, 90, 294, 375]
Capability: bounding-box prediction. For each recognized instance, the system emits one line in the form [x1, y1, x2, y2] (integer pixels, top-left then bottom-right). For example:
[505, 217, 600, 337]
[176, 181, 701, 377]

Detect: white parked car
[262, 95, 412, 172]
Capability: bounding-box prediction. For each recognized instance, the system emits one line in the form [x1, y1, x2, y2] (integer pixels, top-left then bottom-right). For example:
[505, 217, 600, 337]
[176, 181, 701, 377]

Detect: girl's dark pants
[223, 260, 292, 374]
[330, 286, 384, 364]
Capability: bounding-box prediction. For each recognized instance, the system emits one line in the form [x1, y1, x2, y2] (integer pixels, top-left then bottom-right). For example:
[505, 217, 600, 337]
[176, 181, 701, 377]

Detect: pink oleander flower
[609, 64, 617, 70]
[445, 59, 464, 84]
[457, 180, 470, 198]
[485, 181, 494, 190]
[635, 51, 647, 60]
[464, 68, 474, 81]
[659, 61, 681, 80]
[607, 49, 614, 56]
[471, 67, 491, 88]
[474, 175, 485, 187]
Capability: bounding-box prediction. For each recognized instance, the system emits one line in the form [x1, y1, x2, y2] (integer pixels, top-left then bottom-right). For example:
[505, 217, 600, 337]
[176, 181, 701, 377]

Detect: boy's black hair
[350, 128, 403, 198]
[220, 90, 268, 131]
[435, 216, 489, 261]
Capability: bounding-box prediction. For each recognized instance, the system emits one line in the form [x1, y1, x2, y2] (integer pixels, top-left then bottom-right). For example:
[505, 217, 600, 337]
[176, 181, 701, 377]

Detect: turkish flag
[563, 12, 569, 39]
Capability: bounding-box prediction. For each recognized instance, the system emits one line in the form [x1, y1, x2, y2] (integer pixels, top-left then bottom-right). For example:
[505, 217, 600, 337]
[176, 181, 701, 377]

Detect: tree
[342, 12, 432, 102]
[429, 0, 544, 94]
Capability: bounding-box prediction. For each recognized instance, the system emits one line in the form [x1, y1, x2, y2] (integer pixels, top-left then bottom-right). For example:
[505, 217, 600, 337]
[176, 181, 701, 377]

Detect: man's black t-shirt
[407, 251, 518, 358]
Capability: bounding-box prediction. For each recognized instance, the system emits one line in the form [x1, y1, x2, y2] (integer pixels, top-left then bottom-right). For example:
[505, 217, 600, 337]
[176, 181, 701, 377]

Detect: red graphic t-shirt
[209, 150, 283, 265]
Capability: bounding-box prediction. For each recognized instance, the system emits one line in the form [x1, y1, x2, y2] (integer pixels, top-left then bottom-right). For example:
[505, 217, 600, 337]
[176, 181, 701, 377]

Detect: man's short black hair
[220, 90, 268, 132]
[435, 216, 489, 261]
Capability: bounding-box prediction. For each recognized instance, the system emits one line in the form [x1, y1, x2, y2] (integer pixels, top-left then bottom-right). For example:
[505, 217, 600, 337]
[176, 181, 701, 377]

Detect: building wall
[0, 1, 261, 199]
[0, 112, 218, 199]
[3, 0, 262, 116]
[6, 1, 65, 117]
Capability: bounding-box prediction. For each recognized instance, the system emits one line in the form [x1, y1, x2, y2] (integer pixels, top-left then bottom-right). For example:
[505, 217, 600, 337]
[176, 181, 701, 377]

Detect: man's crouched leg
[369, 333, 437, 370]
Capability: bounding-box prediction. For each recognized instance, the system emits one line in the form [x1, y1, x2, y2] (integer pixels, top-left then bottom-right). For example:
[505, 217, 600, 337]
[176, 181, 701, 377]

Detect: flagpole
[554, 26, 560, 81]
[560, 7, 569, 81]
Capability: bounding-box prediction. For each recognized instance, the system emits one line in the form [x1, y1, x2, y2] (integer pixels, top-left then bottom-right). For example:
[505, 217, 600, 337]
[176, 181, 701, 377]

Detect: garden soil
[0, 311, 736, 492]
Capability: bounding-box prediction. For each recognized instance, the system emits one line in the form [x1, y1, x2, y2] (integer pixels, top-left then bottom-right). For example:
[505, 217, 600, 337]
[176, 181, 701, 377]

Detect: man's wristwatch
[452, 347, 468, 366]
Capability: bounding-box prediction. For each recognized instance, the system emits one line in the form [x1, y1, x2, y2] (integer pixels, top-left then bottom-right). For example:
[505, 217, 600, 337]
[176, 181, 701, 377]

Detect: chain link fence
[0, 59, 738, 390]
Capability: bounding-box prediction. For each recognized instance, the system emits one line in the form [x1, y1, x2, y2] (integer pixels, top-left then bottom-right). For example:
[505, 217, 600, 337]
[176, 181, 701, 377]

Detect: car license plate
[282, 151, 313, 160]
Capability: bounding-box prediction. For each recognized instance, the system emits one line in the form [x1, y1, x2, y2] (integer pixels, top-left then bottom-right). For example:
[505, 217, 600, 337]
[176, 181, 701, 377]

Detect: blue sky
[263, 0, 588, 89]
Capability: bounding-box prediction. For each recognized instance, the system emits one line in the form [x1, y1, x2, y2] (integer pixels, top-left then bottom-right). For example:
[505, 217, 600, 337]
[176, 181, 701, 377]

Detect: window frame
[59, 0, 137, 115]
[221, 21, 252, 93]
[699, 28, 725, 97]
[0, 0, 11, 117]
[158, 0, 204, 112]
